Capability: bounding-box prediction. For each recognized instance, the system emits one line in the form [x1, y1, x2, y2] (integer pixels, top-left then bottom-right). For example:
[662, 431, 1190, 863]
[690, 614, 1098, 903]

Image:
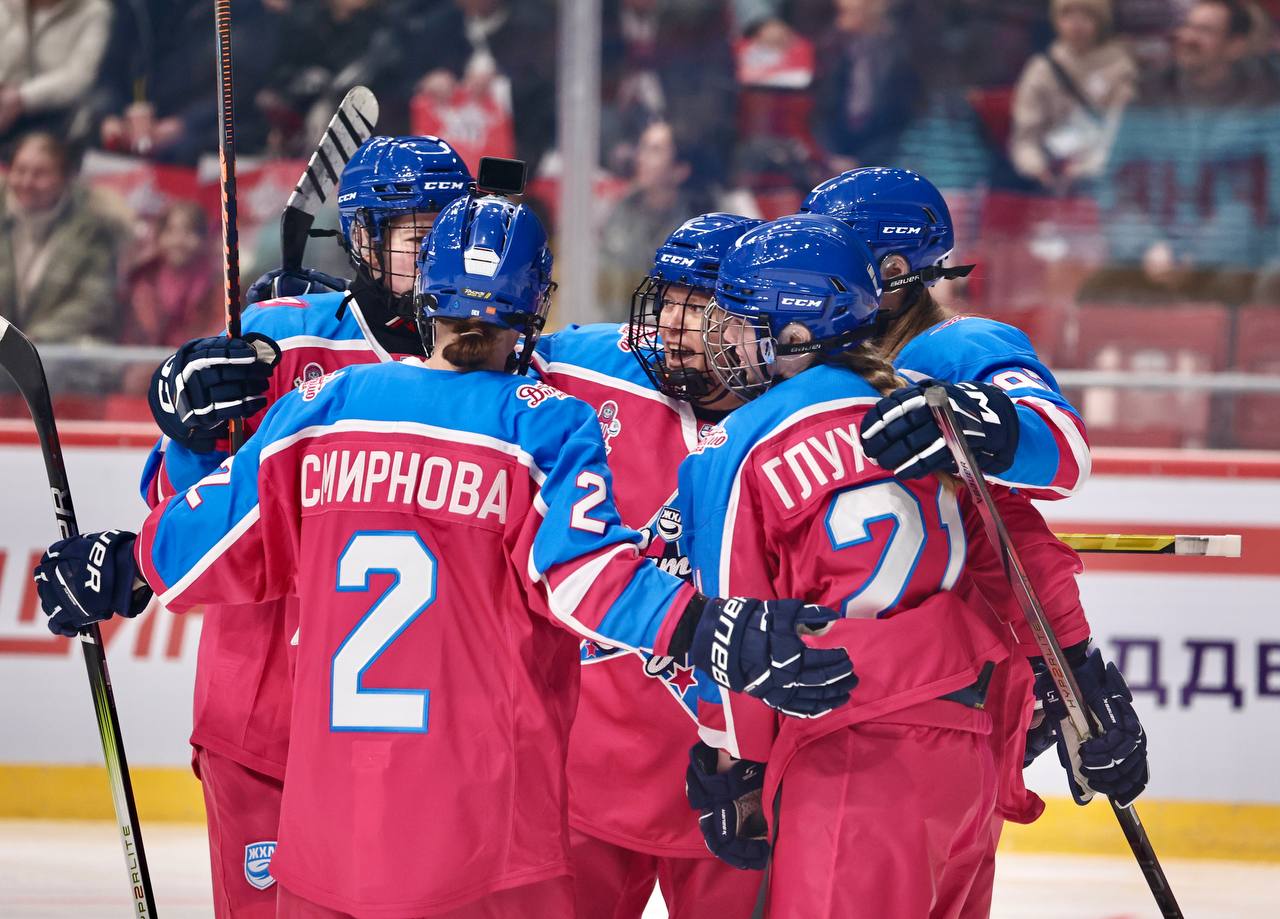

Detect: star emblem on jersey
[667, 662, 698, 694]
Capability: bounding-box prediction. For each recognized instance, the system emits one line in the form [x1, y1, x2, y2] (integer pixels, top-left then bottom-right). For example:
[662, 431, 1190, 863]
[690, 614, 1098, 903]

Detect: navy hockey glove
[32, 531, 153, 637]
[246, 267, 349, 304]
[149, 333, 281, 452]
[1035, 648, 1149, 808]
[691, 597, 857, 718]
[686, 741, 769, 871]
[860, 380, 1020, 479]
[1022, 700, 1058, 768]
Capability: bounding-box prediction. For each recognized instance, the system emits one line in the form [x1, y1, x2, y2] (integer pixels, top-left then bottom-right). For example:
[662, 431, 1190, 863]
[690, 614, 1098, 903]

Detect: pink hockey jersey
[532, 323, 715, 856]
[135, 359, 697, 917]
[138, 292, 412, 777]
[679, 364, 1014, 824]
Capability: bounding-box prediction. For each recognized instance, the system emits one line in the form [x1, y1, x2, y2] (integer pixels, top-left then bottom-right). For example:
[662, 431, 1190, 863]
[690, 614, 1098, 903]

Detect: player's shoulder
[689, 364, 879, 473]
[240, 291, 362, 344]
[898, 315, 1040, 377]
[533, 322, 651, 386]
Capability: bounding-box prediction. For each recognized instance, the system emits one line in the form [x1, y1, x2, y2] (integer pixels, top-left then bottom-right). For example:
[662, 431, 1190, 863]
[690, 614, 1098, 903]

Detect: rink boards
[0, 424, 1277, 860]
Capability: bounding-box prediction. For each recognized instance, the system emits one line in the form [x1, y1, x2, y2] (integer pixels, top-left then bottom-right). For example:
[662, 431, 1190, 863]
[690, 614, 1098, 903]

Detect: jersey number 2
[331, 531, 437, 733]
[824, 481, 965, 618]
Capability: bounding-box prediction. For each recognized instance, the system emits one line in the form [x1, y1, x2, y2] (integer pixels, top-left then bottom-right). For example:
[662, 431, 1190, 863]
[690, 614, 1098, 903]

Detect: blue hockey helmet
[415, 194, 554, 373]
[628, 213, 763, 405]
[337, 136, 473, 312]
[801, 167, 973, 294]
[704, 213, 882, 399]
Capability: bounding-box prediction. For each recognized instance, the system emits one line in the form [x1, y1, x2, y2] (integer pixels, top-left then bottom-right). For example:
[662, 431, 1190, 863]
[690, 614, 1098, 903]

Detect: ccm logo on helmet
[880, 225, 923, 235]
[778, 295, 825, 309]
[422, 181, 467, 190]
[658, 253, 696, 267]
[338, 192, 357, 203]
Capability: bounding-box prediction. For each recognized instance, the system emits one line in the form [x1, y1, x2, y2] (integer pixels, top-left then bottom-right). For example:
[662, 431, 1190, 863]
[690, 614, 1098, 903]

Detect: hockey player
[802, 167, 1149, 915]
[677, 213, 1015, 918]
[529, 214, 763, 919]
[134, 135, 473, 918]
[33, 194, 856, 918]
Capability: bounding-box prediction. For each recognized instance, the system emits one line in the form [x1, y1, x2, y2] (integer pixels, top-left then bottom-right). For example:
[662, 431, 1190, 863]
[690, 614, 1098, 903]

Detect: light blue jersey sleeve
[896, 316, 1091, 497]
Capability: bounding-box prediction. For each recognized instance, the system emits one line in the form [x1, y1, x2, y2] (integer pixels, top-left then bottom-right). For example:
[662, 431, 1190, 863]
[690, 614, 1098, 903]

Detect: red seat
[972, 192, 1103, 315]
[1069, 303, 1230, 448]
[1230, 306, 1280, 450]
[967, 87, 1015, 153]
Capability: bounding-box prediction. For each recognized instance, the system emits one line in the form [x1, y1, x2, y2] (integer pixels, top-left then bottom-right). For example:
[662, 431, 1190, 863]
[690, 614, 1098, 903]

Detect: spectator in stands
[0, 132, 120, 344]
[1087, 0, 1277, 304]
[0, 0, 112, 151]
[120, 201, 221, 347]
[1137, 0, 1275, 105]
[812, 0, 919, 170]
[97, 1, 275, 164]
[596, 120, 698, 320]
[1009, 0, 1136, 193]
[600, 0, 735, 186]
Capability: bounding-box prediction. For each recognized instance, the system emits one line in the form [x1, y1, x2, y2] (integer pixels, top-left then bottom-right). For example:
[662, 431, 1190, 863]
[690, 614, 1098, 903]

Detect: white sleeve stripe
[275, 335, 378, 353]
[1002, 396, 1092, 495]
[524, 523, 642, 651]
[157, 505, 261, 607]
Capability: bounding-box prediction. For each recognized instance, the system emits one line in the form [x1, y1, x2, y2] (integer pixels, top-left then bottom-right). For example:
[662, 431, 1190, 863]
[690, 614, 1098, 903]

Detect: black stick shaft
[214, 0, 244, 452]
[0, 318, 158, 916]
[924, 386, 1183, 918]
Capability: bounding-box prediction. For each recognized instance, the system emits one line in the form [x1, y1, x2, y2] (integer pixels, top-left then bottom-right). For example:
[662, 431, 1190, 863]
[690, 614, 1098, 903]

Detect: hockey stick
[1056, 533, 1242, 556]
[924, 386, 1183, 918]
[0, 317, 158, 917]
[280, 86, 379, 273]
[213, 0, 244, 452]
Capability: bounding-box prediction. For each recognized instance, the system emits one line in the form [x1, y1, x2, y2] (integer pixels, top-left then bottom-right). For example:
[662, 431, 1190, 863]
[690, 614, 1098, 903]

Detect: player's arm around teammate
[674, 214, 1013, 919]
[803, 167, 1148, 917]
[32, 194, 857, 919]
[530, 214, 768, 919]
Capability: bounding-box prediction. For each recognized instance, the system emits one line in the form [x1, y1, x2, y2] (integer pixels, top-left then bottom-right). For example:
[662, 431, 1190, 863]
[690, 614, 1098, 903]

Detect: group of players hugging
[31, 135, 1150, 919]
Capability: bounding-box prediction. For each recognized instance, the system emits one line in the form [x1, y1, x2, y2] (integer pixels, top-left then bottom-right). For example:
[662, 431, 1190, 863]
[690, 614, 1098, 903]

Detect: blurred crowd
[1, 0, 1280, 444]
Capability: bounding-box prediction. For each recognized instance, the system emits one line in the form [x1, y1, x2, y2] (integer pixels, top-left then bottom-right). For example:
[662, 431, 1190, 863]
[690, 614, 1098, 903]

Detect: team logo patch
[692, 427, 728, 453]
[244, 841, 277, 890]
[597, 400, 622, 452]
[516, 381, 568, 408]
[300, 369, 343, 401]
[293, 361, 325, 389]
[655, 505, 682, 542]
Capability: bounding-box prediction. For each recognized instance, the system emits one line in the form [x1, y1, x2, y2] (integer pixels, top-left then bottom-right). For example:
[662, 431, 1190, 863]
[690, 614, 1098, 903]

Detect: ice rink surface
[1, 820, 1277, 918]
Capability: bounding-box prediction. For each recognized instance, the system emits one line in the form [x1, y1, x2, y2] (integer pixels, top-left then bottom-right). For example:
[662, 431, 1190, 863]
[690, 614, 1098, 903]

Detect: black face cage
[348, 208, 439, 320]
[627, 277, 726, 406]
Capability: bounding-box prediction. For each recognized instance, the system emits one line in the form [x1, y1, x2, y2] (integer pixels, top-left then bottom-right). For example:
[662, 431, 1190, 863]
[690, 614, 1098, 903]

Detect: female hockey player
[676, 213, 1015, 918]
[528, 213, 763, 919]
[33, 194, 855, 918]
[135, 135, 473, 918]
[802, 167, 1149, 916]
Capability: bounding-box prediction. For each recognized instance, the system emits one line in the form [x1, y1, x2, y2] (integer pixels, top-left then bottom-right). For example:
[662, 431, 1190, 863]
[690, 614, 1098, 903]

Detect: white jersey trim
[257, 417, 547, 486]
[991, 396, 1091, 496]
[158, 505, 262, 607]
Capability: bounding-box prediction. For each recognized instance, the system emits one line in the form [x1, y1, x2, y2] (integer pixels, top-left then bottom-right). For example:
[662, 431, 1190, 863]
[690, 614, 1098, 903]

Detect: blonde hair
[828, 341, 904, 396]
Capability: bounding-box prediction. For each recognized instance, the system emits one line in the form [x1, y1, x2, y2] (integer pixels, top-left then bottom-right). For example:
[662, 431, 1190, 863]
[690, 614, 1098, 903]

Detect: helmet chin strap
[883, 262, 974, 293]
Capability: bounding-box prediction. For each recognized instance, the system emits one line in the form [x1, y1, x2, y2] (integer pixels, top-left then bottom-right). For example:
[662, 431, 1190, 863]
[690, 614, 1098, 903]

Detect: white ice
[1, 820, 1277, 918]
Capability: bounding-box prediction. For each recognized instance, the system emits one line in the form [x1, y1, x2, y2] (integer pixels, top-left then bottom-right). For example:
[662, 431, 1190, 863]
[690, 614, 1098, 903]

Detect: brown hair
[159, 200, 209, 237]
[439, 318, 502, 370]
[11, 131, 75, 178]
[876, 287, 954, 361]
